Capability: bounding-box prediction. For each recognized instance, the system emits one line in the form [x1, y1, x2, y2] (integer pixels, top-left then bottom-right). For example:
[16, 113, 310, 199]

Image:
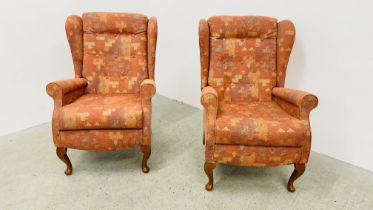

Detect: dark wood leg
[56, 147, 73, 175]
[140, 145, 151, 173]
[287, 163, 305, 192]
[204, 162, 216, 191]
[203, 131, 205, 145]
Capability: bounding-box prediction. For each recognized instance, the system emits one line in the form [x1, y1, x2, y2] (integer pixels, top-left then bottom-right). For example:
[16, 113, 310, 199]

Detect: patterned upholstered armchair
[46, 12, 157, 174]
[199, 16, 318, 191]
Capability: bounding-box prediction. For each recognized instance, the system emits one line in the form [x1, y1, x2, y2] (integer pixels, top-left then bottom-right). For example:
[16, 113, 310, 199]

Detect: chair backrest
[66, 12, 156, 94]
[199, 16, 295, 103]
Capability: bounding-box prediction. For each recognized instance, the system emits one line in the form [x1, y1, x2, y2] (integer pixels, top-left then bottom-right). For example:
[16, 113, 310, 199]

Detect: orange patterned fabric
[201, 86, 218, 160]
[208, 16, 277, 39]
[215, 102, 307, 147]
[213, 145, 301, 167]
[58, 129, 142, 150]
[277, 20, 296, 87]
[147, 17, 157, 80]
[46, 78, 87, 107]
[66, 16, 84, 78]
[60, 94, 143, 130]
[47, 12, 157, 151]
[207, 16, 278, 104]
[199, 19, 209, 89]
[140, 79, 156, 146]
[82, 12, 148, 94]
[272, 87, 318, 163]
[200, 16, 318, 166]
[83, 12, 148, 34]
[272, 87, 318, 120]
[140, 79, 156, 99]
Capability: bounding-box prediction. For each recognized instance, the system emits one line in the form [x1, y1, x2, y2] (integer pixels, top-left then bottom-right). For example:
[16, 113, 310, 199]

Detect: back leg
[140, 145, 151, 173]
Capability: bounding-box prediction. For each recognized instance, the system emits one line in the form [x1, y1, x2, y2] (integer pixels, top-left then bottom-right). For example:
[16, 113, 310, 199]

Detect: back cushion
[208, 16, 277, 103]
[82, 12, 148, 94]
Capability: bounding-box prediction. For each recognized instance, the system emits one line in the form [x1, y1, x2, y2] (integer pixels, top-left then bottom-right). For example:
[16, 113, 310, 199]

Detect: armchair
[199, 16, 318, 191]
[46, 12, 157, 174]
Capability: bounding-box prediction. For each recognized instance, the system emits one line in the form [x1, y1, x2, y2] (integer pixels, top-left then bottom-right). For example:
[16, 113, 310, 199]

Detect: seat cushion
[215, 102, 307, 147]
[60, 94, 143, 130]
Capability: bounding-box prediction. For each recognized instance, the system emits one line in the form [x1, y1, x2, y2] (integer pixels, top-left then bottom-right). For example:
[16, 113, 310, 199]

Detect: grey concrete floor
[0, 95, 372, 209]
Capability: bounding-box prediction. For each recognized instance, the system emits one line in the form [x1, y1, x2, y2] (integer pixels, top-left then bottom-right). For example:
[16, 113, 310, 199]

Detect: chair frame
[199, 16, 318, 191]
[46, 13, 157, 175]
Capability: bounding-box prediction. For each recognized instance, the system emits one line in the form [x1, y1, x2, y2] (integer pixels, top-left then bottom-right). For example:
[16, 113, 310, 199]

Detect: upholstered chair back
[66, 12, 152, 94]
[203, 16, 294, 103]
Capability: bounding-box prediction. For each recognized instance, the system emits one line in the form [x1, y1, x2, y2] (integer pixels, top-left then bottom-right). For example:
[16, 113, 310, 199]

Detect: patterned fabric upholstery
[60, 94, 143, 130]
[200, 16, 318, 167]
[213, 145, 302, 167]
[208, 16, 277, 104]
[82, 12, 148, 94]
[215, 102, 307, 147]
[58, 129, 143, 151]
[47, 12, 157, 151]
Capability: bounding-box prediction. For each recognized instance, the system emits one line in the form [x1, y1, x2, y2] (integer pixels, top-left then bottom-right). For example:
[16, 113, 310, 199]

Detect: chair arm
[140, 79, 156, 99]
[46, 78, 87, 107]
[201, 86, 218, 160]
[272, 87, 318, 120]
[140, 79, 156, 146]
[201, 86, 218, 109]
[46, 78, 87, 97]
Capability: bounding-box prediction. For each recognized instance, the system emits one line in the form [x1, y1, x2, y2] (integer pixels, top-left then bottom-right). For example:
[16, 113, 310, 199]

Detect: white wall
[1, 0, 372, 171]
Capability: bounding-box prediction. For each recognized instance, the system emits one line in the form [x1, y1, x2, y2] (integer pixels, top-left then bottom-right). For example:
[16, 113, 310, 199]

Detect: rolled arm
[272, 87, 318, 120]
[46, 78, 87, 107]
[140, 79, 156, 99]
[201, 86, 218, 161]
[46, 78, 87, 97]
[140, 79, 156, 146]
[201, 86, 218, 110]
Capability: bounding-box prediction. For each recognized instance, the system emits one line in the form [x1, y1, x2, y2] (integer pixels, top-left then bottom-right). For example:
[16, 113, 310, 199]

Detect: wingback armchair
[199, 16, 318, 191]
[46, 12, 157, 174]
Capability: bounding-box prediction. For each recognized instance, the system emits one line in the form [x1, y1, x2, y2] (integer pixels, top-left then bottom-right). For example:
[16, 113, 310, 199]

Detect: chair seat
[60, 94, 143, 130]
[215, 102, 307, 147]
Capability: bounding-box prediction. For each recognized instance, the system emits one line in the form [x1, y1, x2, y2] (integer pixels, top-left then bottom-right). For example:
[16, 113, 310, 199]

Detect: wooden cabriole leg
[56, 147, 73, 175]
[204, 162, 216, 191]
[287, 163, 306, 192]
[140, 145, 151, 173]
[203, 131, 205, 145]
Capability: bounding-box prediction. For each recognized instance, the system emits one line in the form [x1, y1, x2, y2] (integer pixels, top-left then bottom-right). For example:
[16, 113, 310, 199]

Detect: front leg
[287, 164, 305, 192]
[204, 162, 216, 191]
[56, 147, 73, 175]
